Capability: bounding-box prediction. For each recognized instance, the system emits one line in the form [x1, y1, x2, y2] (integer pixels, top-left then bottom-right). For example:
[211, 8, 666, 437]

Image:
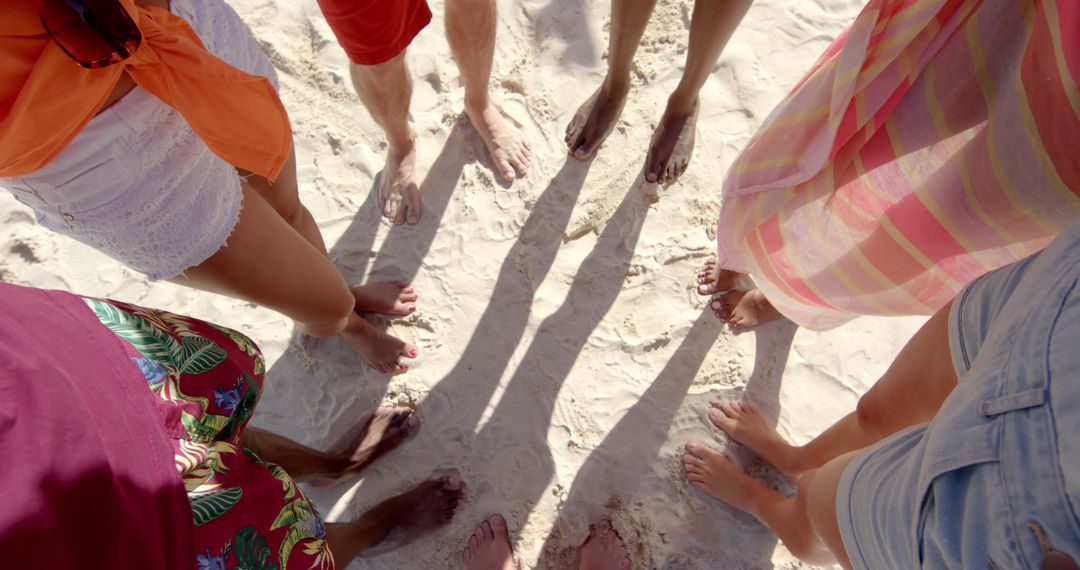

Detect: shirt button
[62, 213, 75, 221]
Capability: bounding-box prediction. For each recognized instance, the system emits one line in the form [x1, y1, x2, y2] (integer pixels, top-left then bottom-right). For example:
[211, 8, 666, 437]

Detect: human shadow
[333, 119, 472, 286]
[532, 0, 599, 69]
[534, 316, 796, 569]
[456, 183, 652, 545]
[257, 123, 470, 443]
[412, 157, 597, 447]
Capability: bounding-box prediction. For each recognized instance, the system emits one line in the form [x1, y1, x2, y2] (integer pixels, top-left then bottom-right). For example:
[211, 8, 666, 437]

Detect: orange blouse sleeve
[0, 0, 291, 180]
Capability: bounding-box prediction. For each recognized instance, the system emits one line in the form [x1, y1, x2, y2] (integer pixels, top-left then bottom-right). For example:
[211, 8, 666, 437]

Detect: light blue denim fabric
[836, 220, 1080, 569]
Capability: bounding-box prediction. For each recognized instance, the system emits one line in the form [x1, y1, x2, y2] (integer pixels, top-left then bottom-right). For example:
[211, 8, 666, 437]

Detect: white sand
[0, 0, 929, 567]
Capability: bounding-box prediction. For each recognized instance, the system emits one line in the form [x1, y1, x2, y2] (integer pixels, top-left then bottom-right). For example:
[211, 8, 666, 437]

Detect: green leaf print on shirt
[190, 487, 243, 527]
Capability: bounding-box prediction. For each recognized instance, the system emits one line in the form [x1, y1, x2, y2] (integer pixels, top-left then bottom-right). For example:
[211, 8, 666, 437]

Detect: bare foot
[578, 519, 632, 570]
[352, 281, 418, 316]
[355, 470, 466, 557]
[711, 289, 784, 327]
[341, 314, 417, 374]
[709, 403, 801, 477]
[696, 260, 741, 296]
[465, 101, 531, 182]
[683, 441, 783, 521]
[378, 137, 422, 226]
[565, 80, 630, 160]
[312, 405, 421, 487]
[645, 98, 698, 184]
[461, 514, 516, 570]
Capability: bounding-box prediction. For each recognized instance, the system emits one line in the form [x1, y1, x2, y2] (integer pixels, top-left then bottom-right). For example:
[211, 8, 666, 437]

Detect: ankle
[601, 74, 631, 97]
[387, 130, 416, 157]
[748, 486, 787, 523]
[464, 92, 491, 115]
[665, 91, 698, 117]
[782, 447, 810, 476]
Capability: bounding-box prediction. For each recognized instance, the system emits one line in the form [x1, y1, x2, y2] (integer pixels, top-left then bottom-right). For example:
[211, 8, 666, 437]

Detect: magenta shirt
[0, 282, 193, 568]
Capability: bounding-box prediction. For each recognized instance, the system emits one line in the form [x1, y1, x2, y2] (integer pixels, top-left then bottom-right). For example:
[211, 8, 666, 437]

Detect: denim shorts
[836, 220, 1080, 568]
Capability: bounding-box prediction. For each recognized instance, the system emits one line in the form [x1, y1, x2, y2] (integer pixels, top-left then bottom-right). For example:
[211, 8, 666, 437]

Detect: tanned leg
[351, 51, 422, 225]
[644, 0, 751, 184]
[565, 0, 658, 160]
[684, 443, 858, 568]
[446, 0, 532, 181]
[237, 405, 419, 485]
[324, 471, 466, 566]
[710, 301, 958, 476]
[173, 185, 417, 373]
[239, 148, 421, 320]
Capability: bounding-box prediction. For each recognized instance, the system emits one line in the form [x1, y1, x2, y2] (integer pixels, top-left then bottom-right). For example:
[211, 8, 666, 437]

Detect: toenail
[409, 348, 418, 357]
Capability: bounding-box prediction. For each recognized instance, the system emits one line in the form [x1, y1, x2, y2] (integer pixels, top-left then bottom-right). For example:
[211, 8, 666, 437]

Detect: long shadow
[535, 311, 721, 568]
[333, 120, 472, 285]
[414, 158, 596, 445]
[257, 123, 470, 443]
[740, 321, 797, 429]
[533, 318, 796, 569]
[460, 184, 652, 542]
[532, 0, 599, 69]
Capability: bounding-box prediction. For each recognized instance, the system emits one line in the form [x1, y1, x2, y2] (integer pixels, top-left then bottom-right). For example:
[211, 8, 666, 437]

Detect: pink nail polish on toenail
[410, 349, 417, 357]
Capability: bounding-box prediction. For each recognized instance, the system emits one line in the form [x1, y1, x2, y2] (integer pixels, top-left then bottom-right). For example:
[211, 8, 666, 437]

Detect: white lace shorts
[0, 0, 279, 280]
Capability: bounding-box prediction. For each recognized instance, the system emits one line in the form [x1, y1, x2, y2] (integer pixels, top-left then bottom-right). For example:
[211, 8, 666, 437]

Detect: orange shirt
[0, 0, 291, 179]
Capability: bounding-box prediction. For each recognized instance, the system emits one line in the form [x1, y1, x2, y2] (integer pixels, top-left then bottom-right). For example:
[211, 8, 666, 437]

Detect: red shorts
[315, 0, 432, 65]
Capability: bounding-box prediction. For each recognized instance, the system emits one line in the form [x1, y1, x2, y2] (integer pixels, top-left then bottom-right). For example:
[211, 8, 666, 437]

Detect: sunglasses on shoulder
[40, 0, 142, 69]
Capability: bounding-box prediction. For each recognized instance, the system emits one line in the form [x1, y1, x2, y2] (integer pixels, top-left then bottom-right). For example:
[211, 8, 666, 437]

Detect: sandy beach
[0, 0, 929, 567]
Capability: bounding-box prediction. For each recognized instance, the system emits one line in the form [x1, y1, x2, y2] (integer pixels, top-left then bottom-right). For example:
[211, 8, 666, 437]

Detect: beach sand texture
[0, 0, 928, 567]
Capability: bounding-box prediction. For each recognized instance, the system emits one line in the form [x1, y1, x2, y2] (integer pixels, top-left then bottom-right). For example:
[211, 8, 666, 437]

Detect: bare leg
[461, 514, 516, 570]
[239, 151, 419, 318]
[446, 0, 531, 181]
[324, 471, 466, 566]
[238, 405, 419, 484]
[238, 146, 327, 253]
[578, 519, 633, 570]
[565, 0, 657, 159]
[683, 442, 855, 568]
[711, 301, 958, 476]
[172, 185, 417, 373]
[351, 51, 422, 225]
[645, 0, 751, 184]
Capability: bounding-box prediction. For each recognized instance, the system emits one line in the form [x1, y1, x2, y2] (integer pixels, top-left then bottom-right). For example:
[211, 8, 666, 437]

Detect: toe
[595, 519, 611, 537]
[510, 156, 528, 178]
[498, 160, 515, 182]
[686, 440, 709, 459]
[490, 513, 508, 534]
[462, 546, 472, 563]
[382, 201, 398, 223]
[469, 534, 480, 552]
[481, 520, 494, 542]
[720, 401, 740, 418]
[708, 407, 728, 430]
